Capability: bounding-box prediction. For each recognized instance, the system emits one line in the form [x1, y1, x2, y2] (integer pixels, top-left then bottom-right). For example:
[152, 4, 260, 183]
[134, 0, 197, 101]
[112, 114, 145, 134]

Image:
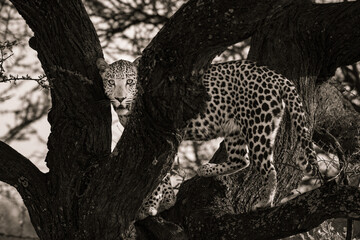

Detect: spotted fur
[100, 58, 319, 218]
[101, 59, 138, 124]
[137, 173, 176, 220]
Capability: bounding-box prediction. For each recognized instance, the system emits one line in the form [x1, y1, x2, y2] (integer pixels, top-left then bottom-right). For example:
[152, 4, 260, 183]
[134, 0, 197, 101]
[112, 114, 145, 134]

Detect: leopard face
[102, 60, 138, 116]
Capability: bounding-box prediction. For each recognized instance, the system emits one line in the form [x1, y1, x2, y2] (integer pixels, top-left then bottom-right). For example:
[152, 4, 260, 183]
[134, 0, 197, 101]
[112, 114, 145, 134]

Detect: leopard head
[102, 58, 139, 116]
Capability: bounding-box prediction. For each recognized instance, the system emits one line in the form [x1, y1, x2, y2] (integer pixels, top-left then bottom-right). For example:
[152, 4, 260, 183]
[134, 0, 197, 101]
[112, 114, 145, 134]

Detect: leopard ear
[133, 57, 141, 67]
[96, 58, 109, 73]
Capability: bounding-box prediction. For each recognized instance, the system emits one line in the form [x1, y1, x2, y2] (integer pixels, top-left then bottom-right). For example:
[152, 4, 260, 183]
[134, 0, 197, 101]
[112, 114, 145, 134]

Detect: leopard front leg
[158, 174, 176, 212]
[137, 173, 176, 220]
[197, 136, 250, 177]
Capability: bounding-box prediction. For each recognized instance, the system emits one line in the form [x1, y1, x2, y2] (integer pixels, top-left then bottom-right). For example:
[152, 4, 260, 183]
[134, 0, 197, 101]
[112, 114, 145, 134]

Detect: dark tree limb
[136, 217, 188, 240]
[8, 0, 110, 171]
[0, 141, 50, 239]
[138, 177, 360, 240]
[315, 2, 360, 77]
[8, 0, 112, 238]
[0, 141, 47, 197]
[180, 181, 360, 240]
[249, 1, 360, 80]
[346, 218, 353, 240]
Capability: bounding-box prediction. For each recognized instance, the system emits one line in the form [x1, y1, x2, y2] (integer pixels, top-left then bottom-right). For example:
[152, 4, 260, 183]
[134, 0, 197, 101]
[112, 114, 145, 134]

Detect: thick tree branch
[249, 1, 360, 79]
[8, 1, 113, 238]
[0, 141, 46, 195]
[8, 0, 111, 171]
[179, 181, 360, 240]
[0, 141, 51, 239]
[138, 177, 360, 240]
[315, 2, 360, 77]
[136, 217, 188, 240]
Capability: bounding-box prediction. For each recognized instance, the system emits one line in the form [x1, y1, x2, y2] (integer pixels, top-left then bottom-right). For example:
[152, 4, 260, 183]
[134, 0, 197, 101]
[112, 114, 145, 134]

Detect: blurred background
[0, 0, 359, 239]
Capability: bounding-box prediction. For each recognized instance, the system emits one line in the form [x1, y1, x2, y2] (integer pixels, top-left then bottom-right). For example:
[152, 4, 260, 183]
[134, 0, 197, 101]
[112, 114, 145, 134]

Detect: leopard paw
[137, 206, 158, 220]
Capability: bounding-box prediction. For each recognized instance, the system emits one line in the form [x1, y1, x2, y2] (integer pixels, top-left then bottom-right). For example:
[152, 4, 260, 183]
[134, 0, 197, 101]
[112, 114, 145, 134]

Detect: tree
[1, 0, 360, 239]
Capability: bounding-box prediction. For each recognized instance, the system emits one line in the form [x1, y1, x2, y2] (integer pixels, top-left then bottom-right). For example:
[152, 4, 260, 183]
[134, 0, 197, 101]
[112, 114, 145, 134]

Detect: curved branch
[186, 182, 360, 240]
[315, 2, 360, 75]
[136, 217, 188, 240]
[0, 141, 49, 211]
[0, 141, 54, 239]
[152, 179, 359, 240]
[249, 1, 360, 79]
[0, 141, 47, 199]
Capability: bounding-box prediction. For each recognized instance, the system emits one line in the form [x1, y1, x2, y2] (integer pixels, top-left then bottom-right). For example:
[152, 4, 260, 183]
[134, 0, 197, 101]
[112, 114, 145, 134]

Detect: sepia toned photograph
[0, 0, 360, 239]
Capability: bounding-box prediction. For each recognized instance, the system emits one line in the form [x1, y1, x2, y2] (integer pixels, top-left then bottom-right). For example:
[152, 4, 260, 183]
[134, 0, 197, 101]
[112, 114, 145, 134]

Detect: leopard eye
[126, 79, 134, 85]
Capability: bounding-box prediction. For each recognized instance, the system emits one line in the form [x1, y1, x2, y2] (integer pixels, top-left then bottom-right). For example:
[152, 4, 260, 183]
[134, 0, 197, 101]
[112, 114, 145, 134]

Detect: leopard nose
[115, 97, 126, 103]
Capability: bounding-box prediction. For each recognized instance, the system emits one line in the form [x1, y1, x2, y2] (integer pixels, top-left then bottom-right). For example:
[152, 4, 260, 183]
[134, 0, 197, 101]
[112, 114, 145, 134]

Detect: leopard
[97, 58, 319, 219]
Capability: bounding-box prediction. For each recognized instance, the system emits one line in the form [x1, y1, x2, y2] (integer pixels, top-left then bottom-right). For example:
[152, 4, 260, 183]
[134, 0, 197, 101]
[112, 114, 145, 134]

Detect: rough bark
[8, 0, 111, 238]
[0, 142, 49, 239]
[1, 0, 360, 239]
[163, 180, 360, 240]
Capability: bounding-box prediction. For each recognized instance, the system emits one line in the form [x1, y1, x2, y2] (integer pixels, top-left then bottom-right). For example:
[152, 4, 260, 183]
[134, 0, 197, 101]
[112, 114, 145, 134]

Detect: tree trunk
[1, 0, 360, 239]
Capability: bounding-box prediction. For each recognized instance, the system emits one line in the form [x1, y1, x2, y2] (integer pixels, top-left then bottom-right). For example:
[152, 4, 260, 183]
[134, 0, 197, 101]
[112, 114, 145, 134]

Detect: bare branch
[248, 1, 360, 80]
[210, 183, 359, 240]
[85, 0, 178, 52]
[154, 179, 360, 240]
[0, 141, 52, 238]
[316, 2, 360, 75]
[0, 141, 47, 201]
[136, 217, 188, 240]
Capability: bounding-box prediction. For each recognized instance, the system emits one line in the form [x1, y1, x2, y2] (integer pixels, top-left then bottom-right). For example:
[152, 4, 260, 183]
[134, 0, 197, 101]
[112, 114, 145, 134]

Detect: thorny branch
[0, 41, 49, 88]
